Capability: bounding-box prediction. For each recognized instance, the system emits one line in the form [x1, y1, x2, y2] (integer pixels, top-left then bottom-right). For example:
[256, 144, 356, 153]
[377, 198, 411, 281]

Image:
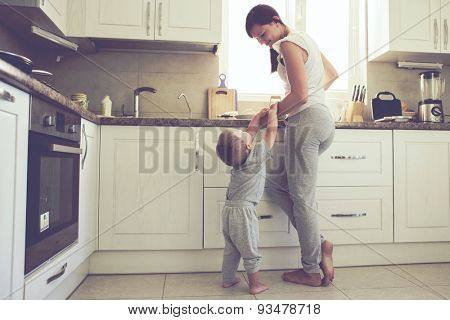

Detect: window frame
[219, 0, 367, 103]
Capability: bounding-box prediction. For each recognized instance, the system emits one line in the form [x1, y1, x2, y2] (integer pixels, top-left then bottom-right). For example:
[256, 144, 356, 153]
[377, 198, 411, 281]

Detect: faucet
[178, 92, 192, 118]
[134, 86, 157, 117]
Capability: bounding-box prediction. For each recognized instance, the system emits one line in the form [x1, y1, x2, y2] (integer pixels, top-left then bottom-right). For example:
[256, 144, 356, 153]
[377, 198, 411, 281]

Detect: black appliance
[25, 96, 81, 274]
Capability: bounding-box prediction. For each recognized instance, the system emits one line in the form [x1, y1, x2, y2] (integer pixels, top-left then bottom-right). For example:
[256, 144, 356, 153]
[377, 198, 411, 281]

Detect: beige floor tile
[164, 295, 256, 300]
[332, 266, 417, 290]
[256, 290, 349, 300]
[385, 263, 450, 286]
[163, 272, 249, 298]
[343, 287, 444, 300]
[253, 270, 336, 294]
[430, 286, 450, 299]
[69, 274, 165, 300]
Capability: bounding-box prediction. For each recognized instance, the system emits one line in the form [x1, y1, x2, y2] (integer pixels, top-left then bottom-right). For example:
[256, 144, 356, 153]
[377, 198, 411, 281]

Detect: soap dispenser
[101, 95, 112, 116]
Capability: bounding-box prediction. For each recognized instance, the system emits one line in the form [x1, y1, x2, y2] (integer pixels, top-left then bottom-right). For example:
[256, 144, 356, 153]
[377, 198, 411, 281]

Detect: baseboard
[88, 242, 450, 274]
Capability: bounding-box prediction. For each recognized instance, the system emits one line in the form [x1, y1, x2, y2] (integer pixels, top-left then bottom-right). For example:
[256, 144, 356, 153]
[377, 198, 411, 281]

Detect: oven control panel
[30, 96, 81, 142]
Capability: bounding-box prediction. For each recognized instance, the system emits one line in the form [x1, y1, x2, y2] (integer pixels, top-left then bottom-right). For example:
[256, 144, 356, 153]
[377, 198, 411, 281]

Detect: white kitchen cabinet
[317, 187, 393, 244]
[40, 0, 68, 35]
[204, 128, 393, 188]
[83, 0, 221, 43]
[99, 126, 203, 250]
[78, 119, 99, 259]
[0, 81, 29, 300]
[368, 0, 450, 61]
[204, 188, 299, 249]
[394, 130, 450, 242]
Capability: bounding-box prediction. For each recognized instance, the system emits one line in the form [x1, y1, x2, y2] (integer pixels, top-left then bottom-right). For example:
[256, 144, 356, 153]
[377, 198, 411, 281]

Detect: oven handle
[49, 144, 82, 154]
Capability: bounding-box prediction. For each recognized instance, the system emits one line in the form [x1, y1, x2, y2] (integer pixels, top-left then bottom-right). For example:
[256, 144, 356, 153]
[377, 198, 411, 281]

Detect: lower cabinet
[394, 130, 450, 242]
[0, 81, 29, 300]
[317, 187, 393, 244]
[204, 186, 393, 248]
[99, 126, 203, 250]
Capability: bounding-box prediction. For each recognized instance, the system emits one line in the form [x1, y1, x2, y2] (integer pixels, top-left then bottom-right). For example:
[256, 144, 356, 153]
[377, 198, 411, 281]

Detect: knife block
[344, 101, 365, 122]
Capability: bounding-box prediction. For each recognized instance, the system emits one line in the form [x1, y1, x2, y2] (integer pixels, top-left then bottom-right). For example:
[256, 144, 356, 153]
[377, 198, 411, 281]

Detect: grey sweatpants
[265, 106, 335, 274]
[221, 200, 261, 283]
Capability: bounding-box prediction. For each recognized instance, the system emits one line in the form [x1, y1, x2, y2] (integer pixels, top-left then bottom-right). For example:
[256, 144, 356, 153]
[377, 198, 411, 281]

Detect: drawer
[317, 130, 393, 186]
[317, 186, 393, 244]
[204, 188, 298, 248]
[204, 128, 393, 188]
[24, 242, 86, 299]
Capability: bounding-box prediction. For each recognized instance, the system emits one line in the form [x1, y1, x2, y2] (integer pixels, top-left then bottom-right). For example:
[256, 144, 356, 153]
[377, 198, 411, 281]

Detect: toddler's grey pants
[265, 105, 335, 274]
[221, 200, 261, 283]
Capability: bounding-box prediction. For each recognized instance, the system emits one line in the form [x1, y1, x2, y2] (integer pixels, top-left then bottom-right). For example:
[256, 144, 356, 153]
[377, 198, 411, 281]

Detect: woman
[245, 4, 338, 287]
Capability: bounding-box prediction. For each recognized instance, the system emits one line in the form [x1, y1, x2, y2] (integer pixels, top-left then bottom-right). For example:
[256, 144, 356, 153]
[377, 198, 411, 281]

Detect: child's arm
[263, 103, 278, 149]
[246, 107, 269, 140]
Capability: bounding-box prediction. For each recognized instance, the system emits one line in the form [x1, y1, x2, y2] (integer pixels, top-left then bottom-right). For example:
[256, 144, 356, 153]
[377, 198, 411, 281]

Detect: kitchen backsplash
[0, 23, 34, 60]
[33, 50, 219, 118]
[367, 62, 450, 119]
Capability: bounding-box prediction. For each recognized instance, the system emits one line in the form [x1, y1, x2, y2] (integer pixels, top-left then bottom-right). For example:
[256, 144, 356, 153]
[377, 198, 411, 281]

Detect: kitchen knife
[354, 85, 360, 102]
[351, 85, 357, 101]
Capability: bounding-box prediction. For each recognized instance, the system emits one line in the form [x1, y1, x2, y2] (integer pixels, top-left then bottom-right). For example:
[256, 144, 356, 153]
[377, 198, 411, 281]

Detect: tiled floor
[69, 263, 450, 300]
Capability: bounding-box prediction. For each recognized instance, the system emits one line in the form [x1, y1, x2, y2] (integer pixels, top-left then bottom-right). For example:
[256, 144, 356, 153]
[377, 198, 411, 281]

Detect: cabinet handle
[195, 131, 200, 171]
[46, 263, 67, 284]
[331, 213, 367, 218]
[158, 2, 162, 36]
[81, 124, 88, 169]
[445, 19, 448, 50]
[434, 18, 439, 50]
[0, 88, 15, 102]
[330, 155, 366, 160]
[146, 1, 151, 36]
[258, 215, 273, 220]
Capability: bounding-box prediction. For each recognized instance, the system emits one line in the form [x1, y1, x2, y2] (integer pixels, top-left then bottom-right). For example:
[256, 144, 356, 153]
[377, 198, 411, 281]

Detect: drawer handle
[258, 215, 273, 220]
[47, 263, 67, 284]
[0, 88, 15, 102]
[331, 213, 367, 218]
[331, 155, 366, 160]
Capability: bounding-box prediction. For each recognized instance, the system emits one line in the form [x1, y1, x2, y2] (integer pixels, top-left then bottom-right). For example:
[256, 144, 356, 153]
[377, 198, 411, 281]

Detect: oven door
[25, 132, 81, 274]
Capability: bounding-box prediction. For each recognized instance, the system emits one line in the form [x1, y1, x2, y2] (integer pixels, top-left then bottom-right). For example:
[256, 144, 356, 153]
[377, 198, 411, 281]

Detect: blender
[418, 71, 445, 122]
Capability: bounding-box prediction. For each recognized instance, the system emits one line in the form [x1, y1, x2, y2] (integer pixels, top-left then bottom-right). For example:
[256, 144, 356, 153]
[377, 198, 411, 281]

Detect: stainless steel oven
[25, 97, 81, 274]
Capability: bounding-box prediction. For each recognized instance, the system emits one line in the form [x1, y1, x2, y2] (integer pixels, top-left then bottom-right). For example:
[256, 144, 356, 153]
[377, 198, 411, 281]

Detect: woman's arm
[321, 52, 338, 90]
[276, 41, 309, 118]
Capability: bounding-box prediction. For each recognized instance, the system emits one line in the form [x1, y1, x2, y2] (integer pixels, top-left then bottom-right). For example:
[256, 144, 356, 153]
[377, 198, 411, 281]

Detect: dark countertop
[2, 59, 450, 130]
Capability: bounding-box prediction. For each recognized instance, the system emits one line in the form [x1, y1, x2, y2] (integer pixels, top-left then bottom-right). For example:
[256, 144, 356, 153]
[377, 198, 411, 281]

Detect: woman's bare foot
[282, 270, 321, 287]
[222, 277, 240, 288]
[319, 240, 334, 286]
[247, 271, 269, 294]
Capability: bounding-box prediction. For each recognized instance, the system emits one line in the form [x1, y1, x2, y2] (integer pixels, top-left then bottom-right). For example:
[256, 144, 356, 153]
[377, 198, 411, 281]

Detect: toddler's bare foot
[282, 270, 321, 287]
[249, 283, 269, 294]
[319, 240, 334, 286]
[222, 277, 240, 288]
[247, 271, 269, 294]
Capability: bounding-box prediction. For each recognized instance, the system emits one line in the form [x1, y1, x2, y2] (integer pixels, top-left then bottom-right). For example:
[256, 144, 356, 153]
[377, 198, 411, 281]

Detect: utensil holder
[344, 101, 365, 122]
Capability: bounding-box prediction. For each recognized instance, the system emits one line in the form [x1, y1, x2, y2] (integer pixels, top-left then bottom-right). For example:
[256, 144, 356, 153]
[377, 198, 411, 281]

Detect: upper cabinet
[80, 0, 221, 43]
[39, 0, 68, 34]
[368, 0, 450, 62]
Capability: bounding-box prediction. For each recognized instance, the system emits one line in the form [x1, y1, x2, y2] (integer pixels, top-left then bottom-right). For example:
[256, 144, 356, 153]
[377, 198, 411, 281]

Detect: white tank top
[272, 31, 326, 117]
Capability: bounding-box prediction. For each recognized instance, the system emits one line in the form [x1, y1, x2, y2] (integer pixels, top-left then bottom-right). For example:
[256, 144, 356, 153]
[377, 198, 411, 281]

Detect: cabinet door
[0, 81, 29, 300]
[39, 0, 67, 34]
[99, 126, 203, 250]
[390, 0, 441, 53]
[78, 119, 99, 259]
[204, 188, 299, 248]
[155, 0, 221, 43]
[441, 0, 450, 53]
[85, 0, 156, 39]
[394, 130, 450, 242]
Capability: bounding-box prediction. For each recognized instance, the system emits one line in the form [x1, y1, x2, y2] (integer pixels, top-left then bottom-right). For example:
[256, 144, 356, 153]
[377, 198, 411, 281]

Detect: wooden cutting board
[208, 87, 237, 119]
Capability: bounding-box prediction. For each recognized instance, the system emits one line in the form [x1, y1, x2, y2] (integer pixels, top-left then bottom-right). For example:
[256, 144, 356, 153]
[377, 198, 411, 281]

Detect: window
[222, 0, 366, 101]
